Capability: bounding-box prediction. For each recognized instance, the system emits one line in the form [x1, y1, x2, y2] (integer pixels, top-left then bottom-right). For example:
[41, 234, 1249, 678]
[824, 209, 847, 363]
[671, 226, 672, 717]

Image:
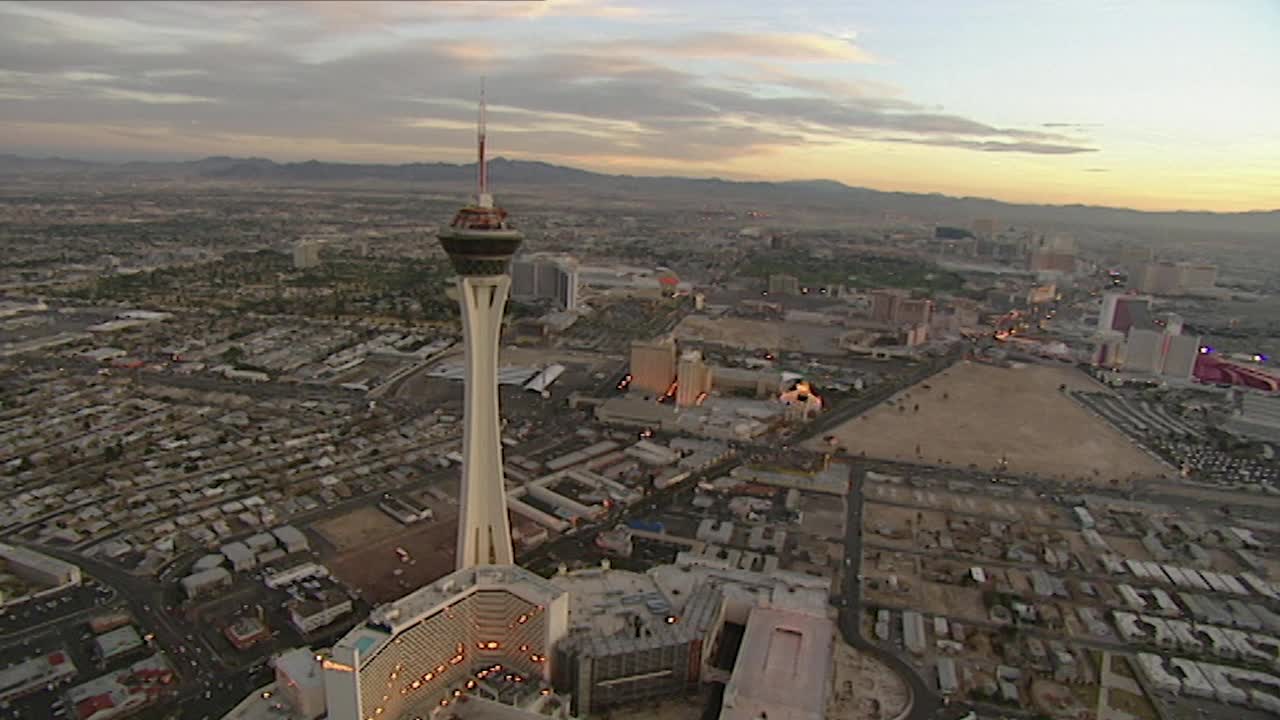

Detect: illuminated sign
[323, 660, 355, 673]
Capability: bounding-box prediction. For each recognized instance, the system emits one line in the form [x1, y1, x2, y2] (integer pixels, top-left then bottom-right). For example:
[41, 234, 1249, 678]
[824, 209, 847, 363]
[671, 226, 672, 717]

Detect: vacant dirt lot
[674, 315, 843, 353]
[313, 505, 404, 552]
[828, 638, 910, 720]
[325, 513, 459, 604]
[811, 361, 1167, 484]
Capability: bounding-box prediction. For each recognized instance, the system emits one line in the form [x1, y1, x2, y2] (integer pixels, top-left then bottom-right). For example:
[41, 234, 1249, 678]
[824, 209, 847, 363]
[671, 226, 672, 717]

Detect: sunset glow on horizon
[1, 0, 1276, 212]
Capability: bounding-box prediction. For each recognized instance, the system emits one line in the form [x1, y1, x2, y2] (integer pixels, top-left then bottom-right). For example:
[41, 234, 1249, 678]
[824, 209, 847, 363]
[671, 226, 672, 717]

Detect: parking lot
[0, 579, 114, 639]
[1073, 390, 1279, 487]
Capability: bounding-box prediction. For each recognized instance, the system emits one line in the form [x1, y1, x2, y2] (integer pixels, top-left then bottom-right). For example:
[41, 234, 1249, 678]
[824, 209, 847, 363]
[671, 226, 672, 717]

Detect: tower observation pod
[437, 84, 521, 568]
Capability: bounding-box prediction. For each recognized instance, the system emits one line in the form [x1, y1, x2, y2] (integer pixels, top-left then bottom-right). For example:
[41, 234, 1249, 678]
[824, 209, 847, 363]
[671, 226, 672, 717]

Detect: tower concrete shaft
[436, 83, 522, 570]
[454, 272, 515, 568]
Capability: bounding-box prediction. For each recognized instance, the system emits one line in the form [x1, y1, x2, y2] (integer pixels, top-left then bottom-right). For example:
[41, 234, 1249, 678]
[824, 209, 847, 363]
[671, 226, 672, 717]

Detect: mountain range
[1, 153, 1276, 236]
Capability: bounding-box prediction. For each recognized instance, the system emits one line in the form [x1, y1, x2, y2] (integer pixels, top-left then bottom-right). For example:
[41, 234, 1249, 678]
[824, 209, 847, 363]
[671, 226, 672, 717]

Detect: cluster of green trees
[742, 250, 965, 294]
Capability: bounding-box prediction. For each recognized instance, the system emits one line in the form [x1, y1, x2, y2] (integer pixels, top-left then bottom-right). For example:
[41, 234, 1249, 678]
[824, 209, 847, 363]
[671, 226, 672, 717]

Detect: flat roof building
[274, 648, 327, 720]
[276, 528, 308, 553]
[94, 626, 144, 662]
[0, 651, 77, 703]
[937, 657, 959, 695]
[0, 542, 81, 588]
[720, 607, 833, 720]
[551, 566, 724, 714]
[180, 566, 232, 599]
[288, 588, 353, 635]
[902, 610, 928, 655]
[221, 541, 256, 572]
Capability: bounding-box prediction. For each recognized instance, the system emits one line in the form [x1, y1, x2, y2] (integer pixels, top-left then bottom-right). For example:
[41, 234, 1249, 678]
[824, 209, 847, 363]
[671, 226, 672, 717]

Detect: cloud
[0, 1, 1098, 166]
[614, 31, 877, 62]
[879, 136, 1097, 155]
[96, 87, 217, 104]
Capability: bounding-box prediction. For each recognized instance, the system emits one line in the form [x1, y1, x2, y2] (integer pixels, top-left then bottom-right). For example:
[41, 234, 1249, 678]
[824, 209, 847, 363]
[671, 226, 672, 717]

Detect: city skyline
[1, 0, 1277, 212]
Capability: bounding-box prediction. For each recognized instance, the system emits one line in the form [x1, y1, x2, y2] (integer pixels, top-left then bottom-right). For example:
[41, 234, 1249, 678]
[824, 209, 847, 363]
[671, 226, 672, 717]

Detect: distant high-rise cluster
[1028, 233, 1077, 274]
[511, 254, 578, 311]
[293, 240, 322, 270]
[1094, 292, 1201, 380]
[676, 350, 713, 408]
[869, 289, 933, 326]
[1136, 260, 1217, 295]
[767, 273, 800, 296]
[628, 337, 679, 396]
[971, 217, 997, 239]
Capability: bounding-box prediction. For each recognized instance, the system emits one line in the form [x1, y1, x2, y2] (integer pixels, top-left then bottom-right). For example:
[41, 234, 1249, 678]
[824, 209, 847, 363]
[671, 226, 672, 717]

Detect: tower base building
[324, 566, 568, 720]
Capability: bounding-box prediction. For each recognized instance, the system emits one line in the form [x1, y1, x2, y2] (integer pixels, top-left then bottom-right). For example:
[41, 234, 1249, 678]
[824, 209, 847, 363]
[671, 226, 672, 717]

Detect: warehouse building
[0, 542, 81, 589]
[181, 566, 232, 599]
[287, 586, 353, 634]
[721, 607, 833, 720]
[94, 625, 145, 662]
[903, 611, 927, 655]
[0, 651, 77, 703]
[220, 541, 256, 572]
[271, 525, 310, 555]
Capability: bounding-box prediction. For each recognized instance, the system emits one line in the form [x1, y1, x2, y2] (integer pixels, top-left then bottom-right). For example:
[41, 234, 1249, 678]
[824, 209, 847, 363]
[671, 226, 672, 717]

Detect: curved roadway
[838, 469, 944, 720]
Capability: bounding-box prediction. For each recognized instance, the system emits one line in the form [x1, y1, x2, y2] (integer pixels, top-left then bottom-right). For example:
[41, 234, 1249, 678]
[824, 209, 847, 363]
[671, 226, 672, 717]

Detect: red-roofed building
[1195, 355, 1280, 393]
[737, 483, 778, 498]
[65, 655, 173, 720]
[74, 693, 115, 720]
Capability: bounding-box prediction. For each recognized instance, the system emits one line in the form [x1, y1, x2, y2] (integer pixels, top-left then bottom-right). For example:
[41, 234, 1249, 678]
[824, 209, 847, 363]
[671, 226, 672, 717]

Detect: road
[837, 466, 945, 720]
[6, 541, 284, 720]
[799, 346, 963, 446]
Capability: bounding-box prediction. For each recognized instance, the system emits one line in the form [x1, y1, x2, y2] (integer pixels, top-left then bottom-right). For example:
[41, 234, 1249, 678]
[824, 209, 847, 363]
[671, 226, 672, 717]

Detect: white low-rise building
[181, 567, 231, 599]
[265, 562, 329, 590]
[1169, 658, 1213, 698]
[221, 541, 256, 572]
[272, 525, 310, 554]
[721, 607, 833, 720]
[288, 589, 353, 634]
[1136, 653, 1180, 695]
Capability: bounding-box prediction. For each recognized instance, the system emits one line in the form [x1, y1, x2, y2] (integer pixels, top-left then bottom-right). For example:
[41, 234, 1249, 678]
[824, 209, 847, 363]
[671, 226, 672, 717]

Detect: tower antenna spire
[477, 77, 490, 206]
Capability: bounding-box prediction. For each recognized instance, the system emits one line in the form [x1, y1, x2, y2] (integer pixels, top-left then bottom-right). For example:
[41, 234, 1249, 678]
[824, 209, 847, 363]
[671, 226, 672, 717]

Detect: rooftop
[721, 607, 834, 720]
[336, 565, 564, 663]
[273, 648, 323, 690]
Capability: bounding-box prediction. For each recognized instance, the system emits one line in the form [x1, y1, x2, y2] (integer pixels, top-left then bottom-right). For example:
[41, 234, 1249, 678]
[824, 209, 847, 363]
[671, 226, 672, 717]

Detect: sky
[0, 0, 1277, 212]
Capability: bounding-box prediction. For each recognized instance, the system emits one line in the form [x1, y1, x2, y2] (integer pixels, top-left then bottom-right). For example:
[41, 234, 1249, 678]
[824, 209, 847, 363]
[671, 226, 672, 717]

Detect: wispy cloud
[881, 136, 1097, 154]
[0, 0, 1097, 166]
[609, 31, 877, 62]
[96, 87, 217, 104]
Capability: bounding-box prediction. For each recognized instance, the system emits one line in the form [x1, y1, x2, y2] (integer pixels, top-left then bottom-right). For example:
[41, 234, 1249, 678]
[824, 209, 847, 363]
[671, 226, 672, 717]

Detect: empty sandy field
[811, 361, 1167, 484]
[828, 639, 910, 720]
[325, 513, 459, 604]
[674, 315, 843, 353]
[312, 505, 405, 552]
